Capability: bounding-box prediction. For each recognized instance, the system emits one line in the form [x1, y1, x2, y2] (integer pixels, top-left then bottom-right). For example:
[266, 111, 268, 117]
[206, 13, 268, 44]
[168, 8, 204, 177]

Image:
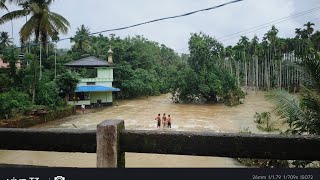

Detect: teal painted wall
[97, 68, 113, 79]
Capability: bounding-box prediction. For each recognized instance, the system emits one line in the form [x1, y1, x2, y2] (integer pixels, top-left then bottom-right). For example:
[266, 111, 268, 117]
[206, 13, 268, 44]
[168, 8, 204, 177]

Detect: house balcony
[80, 78, 113, 83]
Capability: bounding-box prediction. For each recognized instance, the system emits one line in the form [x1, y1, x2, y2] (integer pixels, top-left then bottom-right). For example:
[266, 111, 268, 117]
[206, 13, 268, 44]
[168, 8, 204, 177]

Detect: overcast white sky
[0, 0, 319, 54]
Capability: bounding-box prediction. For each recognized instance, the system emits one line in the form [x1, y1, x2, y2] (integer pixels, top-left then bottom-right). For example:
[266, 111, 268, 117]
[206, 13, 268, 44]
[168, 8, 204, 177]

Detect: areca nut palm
[304, 22, 315, 37]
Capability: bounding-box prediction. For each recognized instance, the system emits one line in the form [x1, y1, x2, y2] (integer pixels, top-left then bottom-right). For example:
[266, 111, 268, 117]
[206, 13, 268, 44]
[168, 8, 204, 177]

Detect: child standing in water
[155, 114, 161, 128]
[162, 113, 167, 128]
[167, 115, 172, 128]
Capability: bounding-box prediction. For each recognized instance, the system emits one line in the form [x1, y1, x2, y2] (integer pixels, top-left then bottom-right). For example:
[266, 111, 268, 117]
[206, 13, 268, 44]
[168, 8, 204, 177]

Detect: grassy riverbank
[0, 106, 74, 128]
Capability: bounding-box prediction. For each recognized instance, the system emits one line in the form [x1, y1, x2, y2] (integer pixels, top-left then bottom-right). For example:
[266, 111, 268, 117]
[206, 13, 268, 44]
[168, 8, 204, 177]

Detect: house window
[87, 82, 96, 85]
[2, 59, 8, 63]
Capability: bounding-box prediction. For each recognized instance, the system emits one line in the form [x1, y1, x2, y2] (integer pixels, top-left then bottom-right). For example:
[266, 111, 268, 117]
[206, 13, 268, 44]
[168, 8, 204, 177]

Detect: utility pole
[10, 20, 13, 42]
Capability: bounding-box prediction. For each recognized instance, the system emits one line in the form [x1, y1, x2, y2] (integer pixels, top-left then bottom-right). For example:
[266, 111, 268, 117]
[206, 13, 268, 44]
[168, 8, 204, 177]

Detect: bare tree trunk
[32, 51, 36, 103]
[255, 55, 259, 91]
[244, 52, 248, 90]
[236, 61, 239, 86]
[64, 94, 69, 108]
[260, 56, 263, 89]
[287, 53, 290, 91]
[279, 53, 282, 90]
[264, 56, 267, 90]
[268, 47, 271, 91]
[265, 51, 269, 91]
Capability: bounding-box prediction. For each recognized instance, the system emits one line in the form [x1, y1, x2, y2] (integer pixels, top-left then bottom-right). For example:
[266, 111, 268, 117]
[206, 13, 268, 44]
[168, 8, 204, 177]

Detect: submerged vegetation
[254, 111, 279, 132]
[171, 33, 245, 105]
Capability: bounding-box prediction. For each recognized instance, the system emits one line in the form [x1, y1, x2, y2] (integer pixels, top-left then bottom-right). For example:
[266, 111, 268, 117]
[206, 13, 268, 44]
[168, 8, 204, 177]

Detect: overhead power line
[175, 7, 320, 53]
[0, 0, 244, 52]
[218, 6, 320, 42]
[59, 0, 244, 41]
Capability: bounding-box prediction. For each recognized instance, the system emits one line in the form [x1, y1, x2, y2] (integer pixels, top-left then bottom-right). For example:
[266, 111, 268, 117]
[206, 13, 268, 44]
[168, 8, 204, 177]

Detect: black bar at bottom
[0, 168, 319, 180]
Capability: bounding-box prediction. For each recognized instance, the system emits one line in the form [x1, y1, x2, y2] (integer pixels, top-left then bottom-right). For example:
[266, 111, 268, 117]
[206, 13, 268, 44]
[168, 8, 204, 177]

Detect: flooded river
[0, 91, 280, 167]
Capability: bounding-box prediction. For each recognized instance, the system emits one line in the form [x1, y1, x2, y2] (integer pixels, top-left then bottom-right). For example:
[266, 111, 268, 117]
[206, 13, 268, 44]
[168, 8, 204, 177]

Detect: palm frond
[0, 0, 9, 11]
[300, 87, 320, 122]
[7, 0, 29, 4]
[265, 90, 308, 128]
[48, 12, 70, 33]
[302, 55, 320, 93]
[46, 0, 55, 6]
[20, 15, 37, 42]
[0, 9, 28, 24]
[29, 2, 41, 14]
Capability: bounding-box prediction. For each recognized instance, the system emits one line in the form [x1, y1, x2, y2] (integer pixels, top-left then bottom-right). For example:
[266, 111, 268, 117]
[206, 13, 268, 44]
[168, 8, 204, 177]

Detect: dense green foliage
[70, 30, 244, 105]
[254, 112, 279, 132]
[0, 0, 71, 103]
[0, 89, 32, 119]
[171, 33, 245, 105]
[36, 80, 63, 109]
[70, 29, 184, 99]
[55, 71, 80, 107]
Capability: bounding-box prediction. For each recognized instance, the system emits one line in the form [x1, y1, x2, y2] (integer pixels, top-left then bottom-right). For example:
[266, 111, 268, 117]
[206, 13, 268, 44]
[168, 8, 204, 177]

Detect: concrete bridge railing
[0, 120, 320, 168]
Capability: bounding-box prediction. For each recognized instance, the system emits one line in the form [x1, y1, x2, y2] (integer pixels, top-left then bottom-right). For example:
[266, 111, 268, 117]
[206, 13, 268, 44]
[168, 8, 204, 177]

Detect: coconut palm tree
[0, 0, 70, 56]
[0, 31, 12, 48]
[0, 0, 70, 102]
[71, 24, 91, 54]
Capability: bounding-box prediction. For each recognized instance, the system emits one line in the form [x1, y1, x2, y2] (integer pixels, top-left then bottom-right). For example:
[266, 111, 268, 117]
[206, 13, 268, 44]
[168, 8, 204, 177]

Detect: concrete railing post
[97, 120, 125, 168]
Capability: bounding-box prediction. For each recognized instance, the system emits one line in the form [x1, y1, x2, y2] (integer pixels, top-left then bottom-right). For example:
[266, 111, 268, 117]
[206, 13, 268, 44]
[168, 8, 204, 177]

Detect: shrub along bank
[0, 106, 73, 128]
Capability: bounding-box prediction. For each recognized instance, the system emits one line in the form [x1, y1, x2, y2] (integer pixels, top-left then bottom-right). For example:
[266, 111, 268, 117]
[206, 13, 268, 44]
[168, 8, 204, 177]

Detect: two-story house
[65, 49, 120, 106]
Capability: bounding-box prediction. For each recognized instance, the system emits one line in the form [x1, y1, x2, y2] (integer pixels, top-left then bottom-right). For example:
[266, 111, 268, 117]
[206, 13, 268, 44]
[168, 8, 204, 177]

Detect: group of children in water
[154, 113, 172, 128]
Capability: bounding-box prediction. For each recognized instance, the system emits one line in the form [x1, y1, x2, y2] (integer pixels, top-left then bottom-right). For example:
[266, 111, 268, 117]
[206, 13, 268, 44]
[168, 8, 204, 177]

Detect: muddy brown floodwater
[0, 91, 280, 167]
